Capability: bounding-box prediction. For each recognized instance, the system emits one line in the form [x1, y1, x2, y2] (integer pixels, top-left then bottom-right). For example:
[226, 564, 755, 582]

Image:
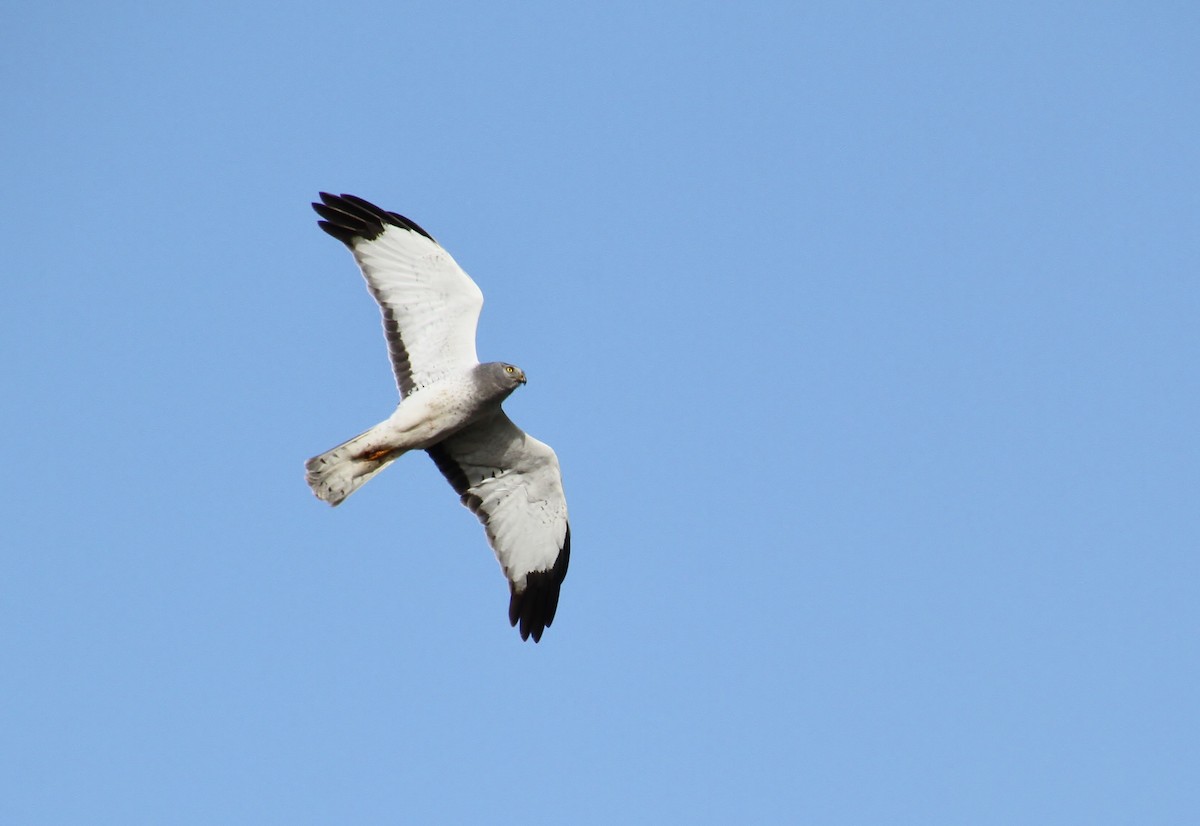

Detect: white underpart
[306, 375, 487, 506]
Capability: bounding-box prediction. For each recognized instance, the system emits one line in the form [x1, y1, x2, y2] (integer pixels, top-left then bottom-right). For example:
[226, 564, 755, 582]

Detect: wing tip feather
[311, 192, 436, 246]
[509, 524, 571, 643]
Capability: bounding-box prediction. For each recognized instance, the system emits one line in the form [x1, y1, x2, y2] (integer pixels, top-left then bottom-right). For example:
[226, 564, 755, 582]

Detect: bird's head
[480, 362, 527, 399]
[501, 363, 527, 387]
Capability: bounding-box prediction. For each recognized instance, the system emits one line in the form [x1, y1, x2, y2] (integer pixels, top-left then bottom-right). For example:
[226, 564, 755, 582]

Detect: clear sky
[3, 2, 1197, 823]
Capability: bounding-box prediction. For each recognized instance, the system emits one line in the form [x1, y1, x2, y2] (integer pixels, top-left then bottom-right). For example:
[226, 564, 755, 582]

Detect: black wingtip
[508, 525, 571, 643]
[311, 192, 436, 246]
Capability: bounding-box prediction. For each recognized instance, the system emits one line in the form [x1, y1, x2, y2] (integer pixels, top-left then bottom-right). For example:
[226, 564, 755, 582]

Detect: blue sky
[3, 1, 1198, 823]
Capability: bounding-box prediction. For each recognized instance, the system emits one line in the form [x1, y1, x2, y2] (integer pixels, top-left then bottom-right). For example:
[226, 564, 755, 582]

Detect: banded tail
[306, 424, 407, 506]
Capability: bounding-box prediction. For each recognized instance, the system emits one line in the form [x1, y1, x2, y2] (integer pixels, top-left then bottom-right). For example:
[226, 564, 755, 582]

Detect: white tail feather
[306, 424, 407, 506]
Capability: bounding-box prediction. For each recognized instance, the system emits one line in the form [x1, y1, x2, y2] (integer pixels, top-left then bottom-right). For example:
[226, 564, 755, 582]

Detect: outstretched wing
[427, 412, 570, 642]
[313, 193, 484, 397]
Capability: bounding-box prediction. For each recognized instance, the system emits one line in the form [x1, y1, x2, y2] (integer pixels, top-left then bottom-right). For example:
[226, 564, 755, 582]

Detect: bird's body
[304, 193, 570, 642]
[306, 363, 523, 505]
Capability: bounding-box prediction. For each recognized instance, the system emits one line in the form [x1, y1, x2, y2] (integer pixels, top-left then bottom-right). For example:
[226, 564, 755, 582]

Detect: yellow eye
[505, 366, 514, 373]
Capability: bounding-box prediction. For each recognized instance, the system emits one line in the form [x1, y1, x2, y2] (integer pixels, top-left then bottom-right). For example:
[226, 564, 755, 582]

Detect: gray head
[476, 361, 527, 401]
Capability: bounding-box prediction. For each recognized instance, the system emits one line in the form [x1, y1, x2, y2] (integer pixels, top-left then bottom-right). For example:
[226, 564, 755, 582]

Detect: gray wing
[426, 411, 570, 642]
[313, 193, 484, 397]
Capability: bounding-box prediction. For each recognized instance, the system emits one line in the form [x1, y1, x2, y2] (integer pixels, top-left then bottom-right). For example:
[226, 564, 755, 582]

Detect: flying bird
[305, 193, 570, 642]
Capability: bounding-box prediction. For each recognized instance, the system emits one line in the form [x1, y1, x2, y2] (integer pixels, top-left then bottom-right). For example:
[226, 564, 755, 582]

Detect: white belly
[379, 378, 491, 449]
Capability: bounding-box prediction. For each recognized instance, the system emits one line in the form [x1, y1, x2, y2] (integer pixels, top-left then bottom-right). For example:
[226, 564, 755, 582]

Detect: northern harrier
[305, 194, 570, 642]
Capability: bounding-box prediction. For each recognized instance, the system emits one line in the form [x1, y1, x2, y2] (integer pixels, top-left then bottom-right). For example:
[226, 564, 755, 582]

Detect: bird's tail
[305, 424, 407, 506]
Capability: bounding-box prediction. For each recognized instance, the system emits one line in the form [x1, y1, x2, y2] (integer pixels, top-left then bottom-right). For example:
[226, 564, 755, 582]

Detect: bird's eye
[505, 366, 514, 373]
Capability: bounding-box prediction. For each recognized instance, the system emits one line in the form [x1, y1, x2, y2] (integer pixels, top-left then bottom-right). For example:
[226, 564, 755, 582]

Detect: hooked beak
[518, 370, 528, 385]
